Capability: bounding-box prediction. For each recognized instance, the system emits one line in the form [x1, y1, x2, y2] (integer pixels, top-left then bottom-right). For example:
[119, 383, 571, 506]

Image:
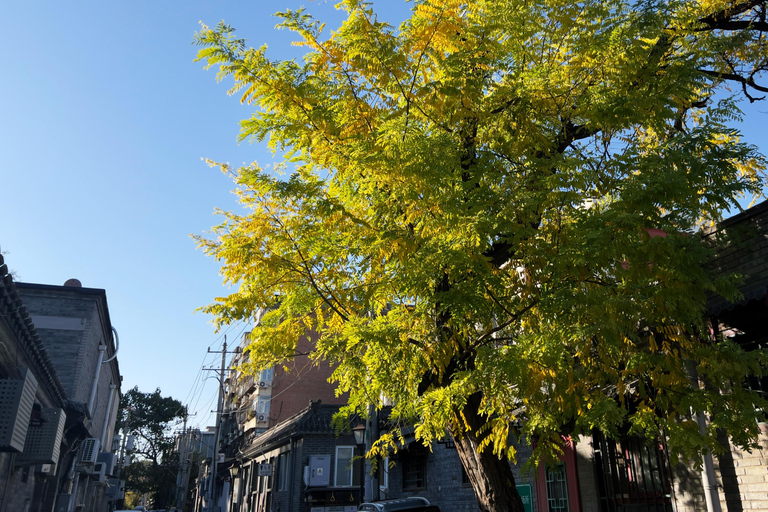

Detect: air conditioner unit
[0, 370, 38, 452]
[258, 381, 268, 388]
[92, 462, 107, 483]
[79, 438, 100, 464]
[97, 452, 116, 475]
[17, 407, 66, 467]
[256, 414, 267, 423]
[105, 477, 124, 500]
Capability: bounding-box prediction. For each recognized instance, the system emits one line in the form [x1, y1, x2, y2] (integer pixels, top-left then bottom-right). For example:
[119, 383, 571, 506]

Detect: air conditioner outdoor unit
[97, 452, 116, 475]
[256, 414, 267, 422]
[17, 407, 66, 467]
[79, 438, 100, 464]
[258, 381, 268, 388]
[92, 462, 107, 483]
[0, 370, 38, 452]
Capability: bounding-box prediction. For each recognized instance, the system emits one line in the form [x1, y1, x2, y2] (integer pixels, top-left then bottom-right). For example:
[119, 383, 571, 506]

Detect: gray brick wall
[17, 289, 95, 402]
[17, 285, 120, 446]
[0, 458, 59, 512]
[714, 429, 768, 511]
[574, 434, 598, 510]
[706, 200, 768, 312]
[382, 439, 537, 512]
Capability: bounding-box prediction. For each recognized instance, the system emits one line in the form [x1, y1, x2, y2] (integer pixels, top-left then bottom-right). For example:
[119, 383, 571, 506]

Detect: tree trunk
[449, 392, 525, 512]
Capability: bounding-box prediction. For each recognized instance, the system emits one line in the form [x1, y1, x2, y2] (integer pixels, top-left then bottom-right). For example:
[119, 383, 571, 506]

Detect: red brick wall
[269, 328, 347, 424]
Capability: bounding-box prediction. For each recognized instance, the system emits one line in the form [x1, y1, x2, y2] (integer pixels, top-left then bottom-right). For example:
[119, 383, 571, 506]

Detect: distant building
[175, 427, 216, 512]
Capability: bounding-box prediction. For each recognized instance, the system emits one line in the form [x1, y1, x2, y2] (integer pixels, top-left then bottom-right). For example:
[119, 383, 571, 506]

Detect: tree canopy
[118, 387, 184, 509]
[195, 0, 768, 510]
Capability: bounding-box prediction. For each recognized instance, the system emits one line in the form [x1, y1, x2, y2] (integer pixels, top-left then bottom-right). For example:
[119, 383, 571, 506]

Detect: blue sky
[0, 0, 411, 430]
[1, 0, 766, 430]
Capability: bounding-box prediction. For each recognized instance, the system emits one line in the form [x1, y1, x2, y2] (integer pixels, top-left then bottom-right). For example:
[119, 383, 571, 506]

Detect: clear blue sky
[1, 0, 765, 430]
[0, 0, 411, 430]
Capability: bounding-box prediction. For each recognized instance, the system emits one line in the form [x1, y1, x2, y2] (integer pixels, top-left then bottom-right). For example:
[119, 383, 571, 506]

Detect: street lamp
[352, 422, 366, 505]
[229, 465, 240, 512]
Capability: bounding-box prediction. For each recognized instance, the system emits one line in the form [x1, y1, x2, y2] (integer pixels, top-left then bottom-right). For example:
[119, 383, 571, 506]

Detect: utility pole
[114, 407, 131, 510]
[176, 410, 190, 512]
[205, 337, 228, 512]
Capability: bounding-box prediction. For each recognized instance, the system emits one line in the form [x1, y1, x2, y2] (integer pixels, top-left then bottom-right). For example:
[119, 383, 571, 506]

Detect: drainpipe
[101, 384, 117, 447]
[696, 410, 722, 512]
[686, 361, 722, 512]
[87, 345, 106, 418]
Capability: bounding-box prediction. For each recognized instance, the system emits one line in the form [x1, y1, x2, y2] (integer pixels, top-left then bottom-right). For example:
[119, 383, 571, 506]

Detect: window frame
[334, 445, 361, 487]
[277, 452, 290, 491]
[401, 448, 427, 491]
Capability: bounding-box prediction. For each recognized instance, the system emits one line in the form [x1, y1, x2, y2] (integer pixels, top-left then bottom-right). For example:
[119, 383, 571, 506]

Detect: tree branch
[699, 69, 768, 101]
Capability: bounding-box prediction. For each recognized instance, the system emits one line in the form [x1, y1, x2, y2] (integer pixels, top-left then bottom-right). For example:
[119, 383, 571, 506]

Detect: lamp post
[229, 465, 240, 512]
[352, 423, 366, 505]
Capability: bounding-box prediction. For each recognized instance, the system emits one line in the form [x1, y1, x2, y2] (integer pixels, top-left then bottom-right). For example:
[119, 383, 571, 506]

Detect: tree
[195, 1, 768, 510]
[118, 387, 184, 509]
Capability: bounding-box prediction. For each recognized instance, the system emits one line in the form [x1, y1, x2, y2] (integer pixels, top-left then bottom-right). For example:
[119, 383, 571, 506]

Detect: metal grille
[592, 431, 673, 512]
[545, 463, 570, 512]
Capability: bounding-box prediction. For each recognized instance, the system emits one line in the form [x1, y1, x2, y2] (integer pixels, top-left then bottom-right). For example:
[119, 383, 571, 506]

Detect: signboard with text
[516, 484, 533, 512]
[258, 463, 273, 476]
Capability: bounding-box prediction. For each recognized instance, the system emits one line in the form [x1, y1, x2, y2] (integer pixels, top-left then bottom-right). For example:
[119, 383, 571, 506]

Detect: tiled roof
[241, 401, 346, 455]
[0, 254, 67, 405]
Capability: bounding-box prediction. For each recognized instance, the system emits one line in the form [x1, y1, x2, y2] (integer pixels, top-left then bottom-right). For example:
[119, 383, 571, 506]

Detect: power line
[181, 320, 248, 419]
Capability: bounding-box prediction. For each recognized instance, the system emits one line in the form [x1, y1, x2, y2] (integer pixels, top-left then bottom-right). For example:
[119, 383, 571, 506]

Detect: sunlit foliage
[195, 1, 767, 509]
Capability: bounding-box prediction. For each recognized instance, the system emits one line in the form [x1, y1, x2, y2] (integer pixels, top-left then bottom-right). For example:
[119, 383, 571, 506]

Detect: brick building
[522, 200, 768, 512]
[16, 280, 122, 512]
[196, 328, 346, 512]
[0, 254, 68, 512]
[0, 255, 122, 512]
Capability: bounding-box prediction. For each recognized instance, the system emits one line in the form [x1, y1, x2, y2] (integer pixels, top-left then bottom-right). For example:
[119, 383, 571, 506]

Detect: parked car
[359, 497, 440, 512]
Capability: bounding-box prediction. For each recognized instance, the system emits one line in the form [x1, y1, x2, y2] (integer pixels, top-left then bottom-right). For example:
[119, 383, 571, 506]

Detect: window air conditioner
[79, 438, 100, 464]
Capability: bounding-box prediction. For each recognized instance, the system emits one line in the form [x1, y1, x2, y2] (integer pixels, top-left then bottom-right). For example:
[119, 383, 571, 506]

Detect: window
[260, 367, 274, 382]
[592, 431, 673, 512]
[257, 398, 271, 415]
[334, 446, 361, 487]
[378, 457, 389, 491]
[277, 452, 290, 491]
[545, 463, 569, 512]
[401, 447, 427, 490]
